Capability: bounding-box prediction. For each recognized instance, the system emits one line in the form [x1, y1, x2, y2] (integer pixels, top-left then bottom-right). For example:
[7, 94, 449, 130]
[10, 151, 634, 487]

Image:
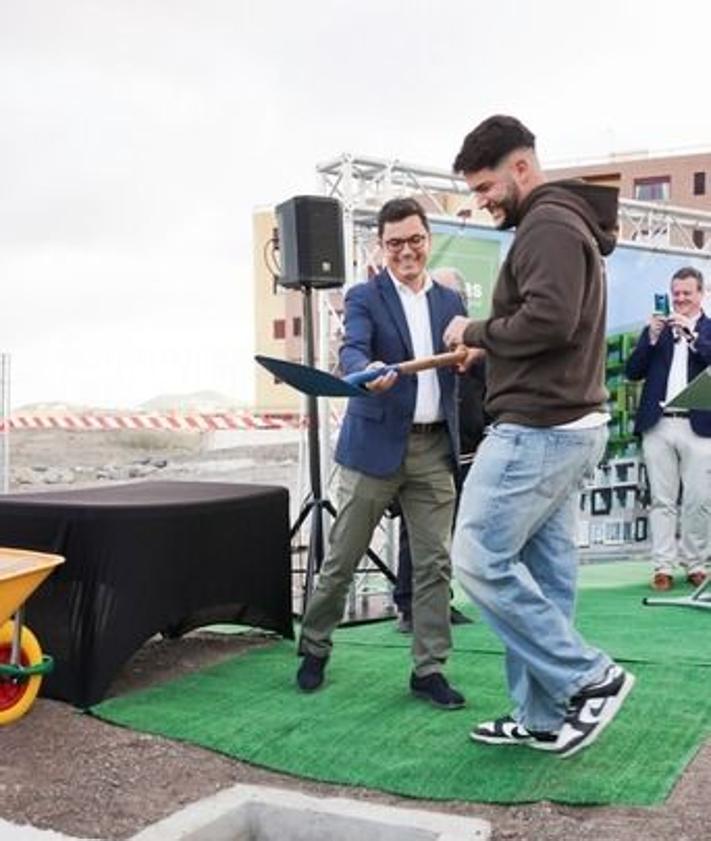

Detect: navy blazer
[334, 270, 466, 478]
[625, 312, 711, 437]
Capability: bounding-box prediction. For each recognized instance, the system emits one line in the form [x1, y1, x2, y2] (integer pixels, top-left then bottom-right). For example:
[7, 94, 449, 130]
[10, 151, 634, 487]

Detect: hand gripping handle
[343, 348, 468, 388]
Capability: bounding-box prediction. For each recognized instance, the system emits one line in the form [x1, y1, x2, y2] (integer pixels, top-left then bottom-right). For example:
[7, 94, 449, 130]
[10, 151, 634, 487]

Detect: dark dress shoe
[410, 672, 466, 710]
[396, 613, 413, 634]
[450, 607, 473, 625]
[296, 654, 327, 692]
[652, 573, 673, 591]
[687, 570, 707, 588]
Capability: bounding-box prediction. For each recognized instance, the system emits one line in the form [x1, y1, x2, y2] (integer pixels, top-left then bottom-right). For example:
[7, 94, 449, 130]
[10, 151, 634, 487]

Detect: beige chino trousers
[642, 417, 711, 574]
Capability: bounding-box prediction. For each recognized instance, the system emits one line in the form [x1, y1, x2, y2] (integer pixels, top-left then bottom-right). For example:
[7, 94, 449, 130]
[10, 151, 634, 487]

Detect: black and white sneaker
[470, 715, 559, 751]
[556, 668, 635, 759]
[571, 663, 626, 703]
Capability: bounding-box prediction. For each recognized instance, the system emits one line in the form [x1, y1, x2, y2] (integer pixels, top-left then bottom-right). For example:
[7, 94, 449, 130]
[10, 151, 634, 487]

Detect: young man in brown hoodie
[443, 115, 634, 758]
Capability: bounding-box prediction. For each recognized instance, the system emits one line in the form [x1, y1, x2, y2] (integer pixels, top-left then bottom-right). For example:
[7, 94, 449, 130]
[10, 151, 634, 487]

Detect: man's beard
[492, 181, 520, 230]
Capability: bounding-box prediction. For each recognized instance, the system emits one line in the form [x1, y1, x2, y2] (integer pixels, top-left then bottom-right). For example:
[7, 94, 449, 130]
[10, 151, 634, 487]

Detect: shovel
[255, 349, 468, 398]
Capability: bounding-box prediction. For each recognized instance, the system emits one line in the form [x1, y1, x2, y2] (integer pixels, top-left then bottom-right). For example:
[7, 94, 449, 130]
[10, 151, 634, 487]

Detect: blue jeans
[452, 422, 610, 732]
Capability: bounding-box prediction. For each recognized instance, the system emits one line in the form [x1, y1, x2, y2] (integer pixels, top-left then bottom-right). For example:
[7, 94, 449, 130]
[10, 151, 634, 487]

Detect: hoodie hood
[516, 179, 619, 256]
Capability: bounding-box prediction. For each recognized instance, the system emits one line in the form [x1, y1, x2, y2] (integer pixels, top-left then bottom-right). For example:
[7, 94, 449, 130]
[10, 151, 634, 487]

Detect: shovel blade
[255, 355, 368, 398]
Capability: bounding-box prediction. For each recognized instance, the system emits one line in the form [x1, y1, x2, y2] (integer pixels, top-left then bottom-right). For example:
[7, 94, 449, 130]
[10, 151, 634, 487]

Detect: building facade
[546, 149, 711, 248]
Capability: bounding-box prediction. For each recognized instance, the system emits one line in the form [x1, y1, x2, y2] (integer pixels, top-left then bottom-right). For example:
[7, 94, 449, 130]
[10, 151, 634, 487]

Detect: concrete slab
[129, 784, 491, 841]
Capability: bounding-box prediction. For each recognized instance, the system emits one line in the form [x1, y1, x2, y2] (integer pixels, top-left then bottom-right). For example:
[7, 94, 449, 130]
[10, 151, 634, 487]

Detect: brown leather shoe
[687, 571, 707, 588]
[652, 573, 673, 591]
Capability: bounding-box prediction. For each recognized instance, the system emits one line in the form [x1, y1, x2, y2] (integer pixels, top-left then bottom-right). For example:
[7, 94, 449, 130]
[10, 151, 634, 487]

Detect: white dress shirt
[664, 314, 701, 406]
[388, 269, 443, 423]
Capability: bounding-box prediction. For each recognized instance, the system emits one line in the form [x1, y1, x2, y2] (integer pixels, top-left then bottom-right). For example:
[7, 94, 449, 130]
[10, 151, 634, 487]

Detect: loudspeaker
[276, 195, 345, 289]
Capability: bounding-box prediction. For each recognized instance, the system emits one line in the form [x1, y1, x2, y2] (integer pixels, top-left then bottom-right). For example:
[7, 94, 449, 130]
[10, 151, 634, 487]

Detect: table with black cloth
[0, 481, 293, 707]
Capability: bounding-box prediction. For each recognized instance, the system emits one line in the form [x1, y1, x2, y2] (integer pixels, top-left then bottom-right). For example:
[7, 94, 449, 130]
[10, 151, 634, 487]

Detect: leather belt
[411, 421, 446, 434]
[662, 411, 689, 419]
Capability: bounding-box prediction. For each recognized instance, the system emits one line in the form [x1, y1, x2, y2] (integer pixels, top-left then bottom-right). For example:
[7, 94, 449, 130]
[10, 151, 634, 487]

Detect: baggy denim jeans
[452, 422, 611, 732]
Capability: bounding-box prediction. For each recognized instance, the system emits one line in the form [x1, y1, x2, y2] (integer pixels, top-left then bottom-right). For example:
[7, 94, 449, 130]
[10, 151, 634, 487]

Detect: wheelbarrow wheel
[0, 620, 44, 725]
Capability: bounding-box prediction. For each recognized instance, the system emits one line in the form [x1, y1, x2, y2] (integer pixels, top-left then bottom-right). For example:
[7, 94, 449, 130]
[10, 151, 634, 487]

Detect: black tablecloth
[0, 481, 292, 707]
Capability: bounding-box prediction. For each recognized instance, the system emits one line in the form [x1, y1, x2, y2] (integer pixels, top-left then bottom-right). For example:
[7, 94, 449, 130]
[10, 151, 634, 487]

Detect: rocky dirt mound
[5, 429, 299, 492]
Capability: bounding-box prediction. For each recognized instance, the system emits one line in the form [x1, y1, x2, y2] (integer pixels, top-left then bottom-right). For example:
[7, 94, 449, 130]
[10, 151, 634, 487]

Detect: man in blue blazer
[626, 266, 711, 591]
[296, 197, 479, 708]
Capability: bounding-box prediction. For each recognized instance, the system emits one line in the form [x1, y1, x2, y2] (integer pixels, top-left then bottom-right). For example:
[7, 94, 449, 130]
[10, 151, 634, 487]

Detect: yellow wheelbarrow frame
[0, 548, 64, 724]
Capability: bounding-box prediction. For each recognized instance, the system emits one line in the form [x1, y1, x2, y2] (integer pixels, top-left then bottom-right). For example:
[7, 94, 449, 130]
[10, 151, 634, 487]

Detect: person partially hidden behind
[295, 197, 479, 709]
[444, 115, 634, 758]
[625, 266, 711, 592]
[393, 266, 487, 633]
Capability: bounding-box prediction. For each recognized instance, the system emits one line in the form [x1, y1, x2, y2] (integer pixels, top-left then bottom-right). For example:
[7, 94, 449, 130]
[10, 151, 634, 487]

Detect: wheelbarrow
[0, 548, 64, 724]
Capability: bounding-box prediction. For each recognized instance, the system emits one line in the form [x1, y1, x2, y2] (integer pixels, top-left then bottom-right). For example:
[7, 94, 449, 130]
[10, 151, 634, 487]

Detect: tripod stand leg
[364, 547, 397, 584]
[290, 499, 315, 540]
[303, 499, 325, 608]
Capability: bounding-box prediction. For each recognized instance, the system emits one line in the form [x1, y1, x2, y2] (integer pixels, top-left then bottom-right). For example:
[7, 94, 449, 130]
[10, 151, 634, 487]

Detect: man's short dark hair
[377, 197, 429, 238]
[672, 266, 704, 291]
[453, 115, 536, 175]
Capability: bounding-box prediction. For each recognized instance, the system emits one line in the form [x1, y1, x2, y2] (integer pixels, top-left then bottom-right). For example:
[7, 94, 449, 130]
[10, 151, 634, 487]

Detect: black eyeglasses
[382, 234, 428, 253]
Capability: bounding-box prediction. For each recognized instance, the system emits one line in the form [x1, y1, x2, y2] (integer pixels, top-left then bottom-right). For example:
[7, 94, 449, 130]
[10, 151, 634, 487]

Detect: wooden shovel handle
[397, 347, 468, 375]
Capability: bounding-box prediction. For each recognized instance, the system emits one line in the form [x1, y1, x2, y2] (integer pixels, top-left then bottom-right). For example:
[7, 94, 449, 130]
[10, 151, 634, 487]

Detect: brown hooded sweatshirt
[463, 179, 619, 426]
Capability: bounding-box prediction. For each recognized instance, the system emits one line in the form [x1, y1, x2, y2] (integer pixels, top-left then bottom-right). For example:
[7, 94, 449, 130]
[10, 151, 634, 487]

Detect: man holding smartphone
[626, 267, 711, 591]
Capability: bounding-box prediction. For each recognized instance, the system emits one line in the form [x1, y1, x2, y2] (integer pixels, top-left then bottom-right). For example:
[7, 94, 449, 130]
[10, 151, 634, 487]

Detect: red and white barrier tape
[0, 411, 305, 432]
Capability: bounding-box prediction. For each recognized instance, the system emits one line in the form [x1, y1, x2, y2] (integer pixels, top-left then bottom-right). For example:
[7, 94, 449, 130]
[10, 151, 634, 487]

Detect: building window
[692, 229, 705, 249]
[273, 319, 286, 340]
[634, 176, 670, 202]
[693, 172, 706, 196]
[293, 317, 302, 337]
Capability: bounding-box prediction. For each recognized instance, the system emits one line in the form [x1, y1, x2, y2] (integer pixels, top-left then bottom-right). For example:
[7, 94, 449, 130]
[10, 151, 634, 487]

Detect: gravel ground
[1, 429, 710, 840]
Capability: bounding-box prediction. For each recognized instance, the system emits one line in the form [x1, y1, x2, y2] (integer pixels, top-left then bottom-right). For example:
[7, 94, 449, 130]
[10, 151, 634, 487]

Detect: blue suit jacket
[334, 270, 466, 478]
[625, 312, 711, 437]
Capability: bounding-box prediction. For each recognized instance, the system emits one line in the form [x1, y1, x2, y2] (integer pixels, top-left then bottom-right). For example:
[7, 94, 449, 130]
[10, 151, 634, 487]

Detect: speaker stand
[291, 284, 396, 620]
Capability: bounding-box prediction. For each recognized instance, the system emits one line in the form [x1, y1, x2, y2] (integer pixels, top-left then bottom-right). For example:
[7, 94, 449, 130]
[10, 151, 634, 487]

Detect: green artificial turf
[338, 561, 711, 667]
[92, 561, 711, 805]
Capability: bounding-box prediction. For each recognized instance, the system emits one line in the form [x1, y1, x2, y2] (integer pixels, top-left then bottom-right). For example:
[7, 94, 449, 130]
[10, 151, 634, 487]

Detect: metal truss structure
[318, 152, 711, 259]
[318, 153, 471, 223]
[618, 198, 711, 253]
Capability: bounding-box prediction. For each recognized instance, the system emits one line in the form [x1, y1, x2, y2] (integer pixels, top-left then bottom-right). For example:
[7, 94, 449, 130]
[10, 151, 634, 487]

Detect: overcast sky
[2, 0, 711, 409]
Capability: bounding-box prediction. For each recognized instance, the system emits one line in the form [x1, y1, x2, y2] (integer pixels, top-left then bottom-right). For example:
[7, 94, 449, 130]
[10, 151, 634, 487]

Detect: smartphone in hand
[653, 293, 670, 317]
